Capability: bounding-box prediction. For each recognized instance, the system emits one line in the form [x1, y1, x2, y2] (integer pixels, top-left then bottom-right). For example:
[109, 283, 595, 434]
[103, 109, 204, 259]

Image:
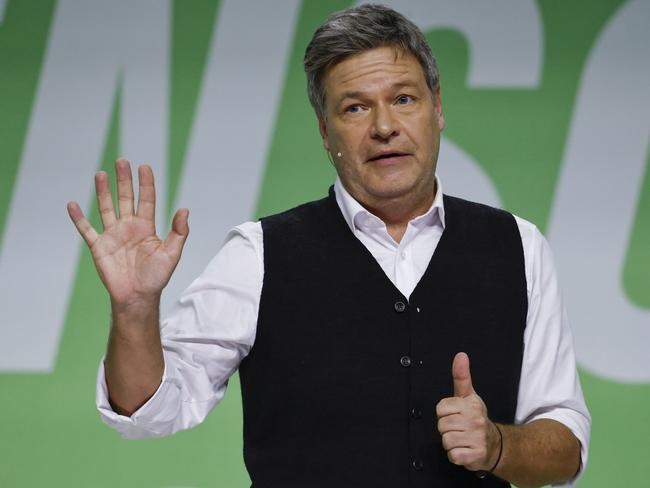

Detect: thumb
[164, 208, 190, 257]
[452, 352, 475, 397]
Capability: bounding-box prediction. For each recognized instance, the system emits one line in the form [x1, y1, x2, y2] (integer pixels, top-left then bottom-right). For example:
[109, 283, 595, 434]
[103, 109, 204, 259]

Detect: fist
[436, 352, 501, 472]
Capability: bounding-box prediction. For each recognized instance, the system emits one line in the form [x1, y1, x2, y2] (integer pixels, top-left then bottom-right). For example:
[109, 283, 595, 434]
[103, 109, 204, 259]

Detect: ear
[434, 83, 445, 131]
[318, 116, 330, 151]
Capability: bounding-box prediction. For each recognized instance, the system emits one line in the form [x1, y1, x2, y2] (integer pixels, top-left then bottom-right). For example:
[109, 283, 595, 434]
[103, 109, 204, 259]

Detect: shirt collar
[333, 175, 446, 233]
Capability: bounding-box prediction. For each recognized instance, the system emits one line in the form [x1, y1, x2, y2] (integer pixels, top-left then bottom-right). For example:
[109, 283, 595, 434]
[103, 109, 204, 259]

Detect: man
[68, 4, 590, 487]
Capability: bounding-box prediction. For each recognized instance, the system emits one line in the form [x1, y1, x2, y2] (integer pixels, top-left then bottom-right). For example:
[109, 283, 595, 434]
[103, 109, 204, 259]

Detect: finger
[136, 164, 156, 223]
[95, 171, 116, 230]
[436, 397, 462, 418]
[442, 431, 469, 451]
[452, 352, 475, 397]
[447, 447, 474, 467]
[437, 413, 466, 434]
[164, 208, 190, 258]
[67, 201, 100, 248]
[115, 158, 134, 218]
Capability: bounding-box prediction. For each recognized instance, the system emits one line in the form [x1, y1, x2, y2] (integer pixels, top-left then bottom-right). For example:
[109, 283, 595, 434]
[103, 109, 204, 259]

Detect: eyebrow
[336, 81, 421, 105]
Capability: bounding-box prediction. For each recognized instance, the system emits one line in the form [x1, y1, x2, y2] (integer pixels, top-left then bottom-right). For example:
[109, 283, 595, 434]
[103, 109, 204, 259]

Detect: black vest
[239, 189, 527, 487]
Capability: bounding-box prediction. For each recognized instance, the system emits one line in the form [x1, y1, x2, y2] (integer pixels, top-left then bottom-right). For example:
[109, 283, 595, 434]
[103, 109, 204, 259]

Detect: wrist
[111, 293, 160, 317]
[477, 422, 504, 478]
[110, 294, 161, 334]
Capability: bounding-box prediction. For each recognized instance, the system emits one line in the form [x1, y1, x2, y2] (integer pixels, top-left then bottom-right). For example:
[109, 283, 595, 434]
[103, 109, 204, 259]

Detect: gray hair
[304, 3, 440, 119]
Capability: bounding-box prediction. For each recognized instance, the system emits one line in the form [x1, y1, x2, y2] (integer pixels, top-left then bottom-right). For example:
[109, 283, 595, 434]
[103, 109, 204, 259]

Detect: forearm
[492, 418, 581, 488]
[104, 296, 164, 416]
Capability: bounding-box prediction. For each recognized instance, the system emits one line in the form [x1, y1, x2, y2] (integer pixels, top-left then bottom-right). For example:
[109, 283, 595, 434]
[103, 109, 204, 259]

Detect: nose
[371, 104, 399, 141]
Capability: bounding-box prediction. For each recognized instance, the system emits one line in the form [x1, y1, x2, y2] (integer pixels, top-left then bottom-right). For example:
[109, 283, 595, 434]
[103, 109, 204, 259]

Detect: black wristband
[476, 422, 503, 479]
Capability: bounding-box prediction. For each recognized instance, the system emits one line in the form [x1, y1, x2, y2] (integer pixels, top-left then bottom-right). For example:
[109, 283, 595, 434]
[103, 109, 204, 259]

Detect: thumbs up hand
[436, 352, 502, 472]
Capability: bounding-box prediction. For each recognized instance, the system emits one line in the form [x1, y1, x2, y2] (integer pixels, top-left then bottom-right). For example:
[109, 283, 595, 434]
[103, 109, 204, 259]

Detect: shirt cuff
[95, 354, 182, 439]
[525, 408, 591, 487]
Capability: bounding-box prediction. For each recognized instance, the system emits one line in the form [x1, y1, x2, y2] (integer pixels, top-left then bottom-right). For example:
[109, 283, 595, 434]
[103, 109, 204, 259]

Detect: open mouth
[368, 152, 408, 162]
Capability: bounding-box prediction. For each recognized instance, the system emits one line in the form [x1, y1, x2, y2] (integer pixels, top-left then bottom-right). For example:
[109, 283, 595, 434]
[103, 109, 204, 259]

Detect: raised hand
[67, 158, 189, 308]
[436, 352, 502, 473]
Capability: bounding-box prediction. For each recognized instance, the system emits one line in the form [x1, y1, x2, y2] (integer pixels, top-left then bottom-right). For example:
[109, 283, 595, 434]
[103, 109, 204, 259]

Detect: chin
[367, 181, 416, 200]
[368, 172, 421, 195]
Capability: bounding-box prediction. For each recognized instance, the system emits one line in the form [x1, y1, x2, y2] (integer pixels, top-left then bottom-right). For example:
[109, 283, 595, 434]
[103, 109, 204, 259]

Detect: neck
[349, 180, 437, 244]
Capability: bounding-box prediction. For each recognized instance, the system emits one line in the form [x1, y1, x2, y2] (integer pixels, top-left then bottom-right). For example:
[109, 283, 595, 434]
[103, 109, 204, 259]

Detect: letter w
[0, 0, 169, 371]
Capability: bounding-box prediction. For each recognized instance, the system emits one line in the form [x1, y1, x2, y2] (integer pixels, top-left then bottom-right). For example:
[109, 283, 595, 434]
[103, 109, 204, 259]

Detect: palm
[68, 160, 189, 305]
[92, 217, 170, 302]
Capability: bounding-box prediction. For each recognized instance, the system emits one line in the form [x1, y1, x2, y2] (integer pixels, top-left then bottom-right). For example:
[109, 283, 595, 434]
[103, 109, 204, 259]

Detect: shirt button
[411, 408, 422, 419]
[412, 459, 423, 471]
[400, 250, 407, 259]
[394, 301, 406, 313]
[400, 356, 412, 367]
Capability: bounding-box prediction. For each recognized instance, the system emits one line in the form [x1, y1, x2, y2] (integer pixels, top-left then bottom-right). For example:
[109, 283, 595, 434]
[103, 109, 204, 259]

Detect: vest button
[394, 301, 406, 313]
[412, 458, 424, 471]
[400, 356, 412, 367]
[411, 407, 422, 419]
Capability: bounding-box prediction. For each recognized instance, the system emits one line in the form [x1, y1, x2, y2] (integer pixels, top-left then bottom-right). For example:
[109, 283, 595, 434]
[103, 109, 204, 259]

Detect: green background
[0, 0, 648, 486]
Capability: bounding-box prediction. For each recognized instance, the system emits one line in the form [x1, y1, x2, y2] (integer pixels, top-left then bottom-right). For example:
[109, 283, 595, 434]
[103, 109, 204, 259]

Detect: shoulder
[444, 194, 542, 243]
[229, 220, 263, 243]
[200, 220, 264, 280]
[443, 195, 524, 247]
[259, 193, 334, 233]
[511, 214, 542, 259]
[509, 213, 546, 298]
[444, 195, 546, 295]
[443, 194, 516, 224]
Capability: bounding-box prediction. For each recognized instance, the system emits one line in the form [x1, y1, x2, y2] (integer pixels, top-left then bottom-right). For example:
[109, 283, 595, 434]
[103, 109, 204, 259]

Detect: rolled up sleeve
[95, 221, 263, 439]
[515, 218, 591, 486]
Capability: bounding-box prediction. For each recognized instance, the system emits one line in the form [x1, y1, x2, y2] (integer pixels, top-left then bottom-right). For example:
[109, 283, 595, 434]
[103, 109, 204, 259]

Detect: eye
[345, 104, 363, 114]
[396, 95, 414, 105]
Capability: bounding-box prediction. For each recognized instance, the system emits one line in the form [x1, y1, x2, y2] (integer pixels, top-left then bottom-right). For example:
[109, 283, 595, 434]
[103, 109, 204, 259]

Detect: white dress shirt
[97, 176, 591, 485]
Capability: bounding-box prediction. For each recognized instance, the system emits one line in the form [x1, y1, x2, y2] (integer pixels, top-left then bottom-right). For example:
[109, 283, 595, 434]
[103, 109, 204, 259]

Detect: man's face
[319, 46, 444, 207]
